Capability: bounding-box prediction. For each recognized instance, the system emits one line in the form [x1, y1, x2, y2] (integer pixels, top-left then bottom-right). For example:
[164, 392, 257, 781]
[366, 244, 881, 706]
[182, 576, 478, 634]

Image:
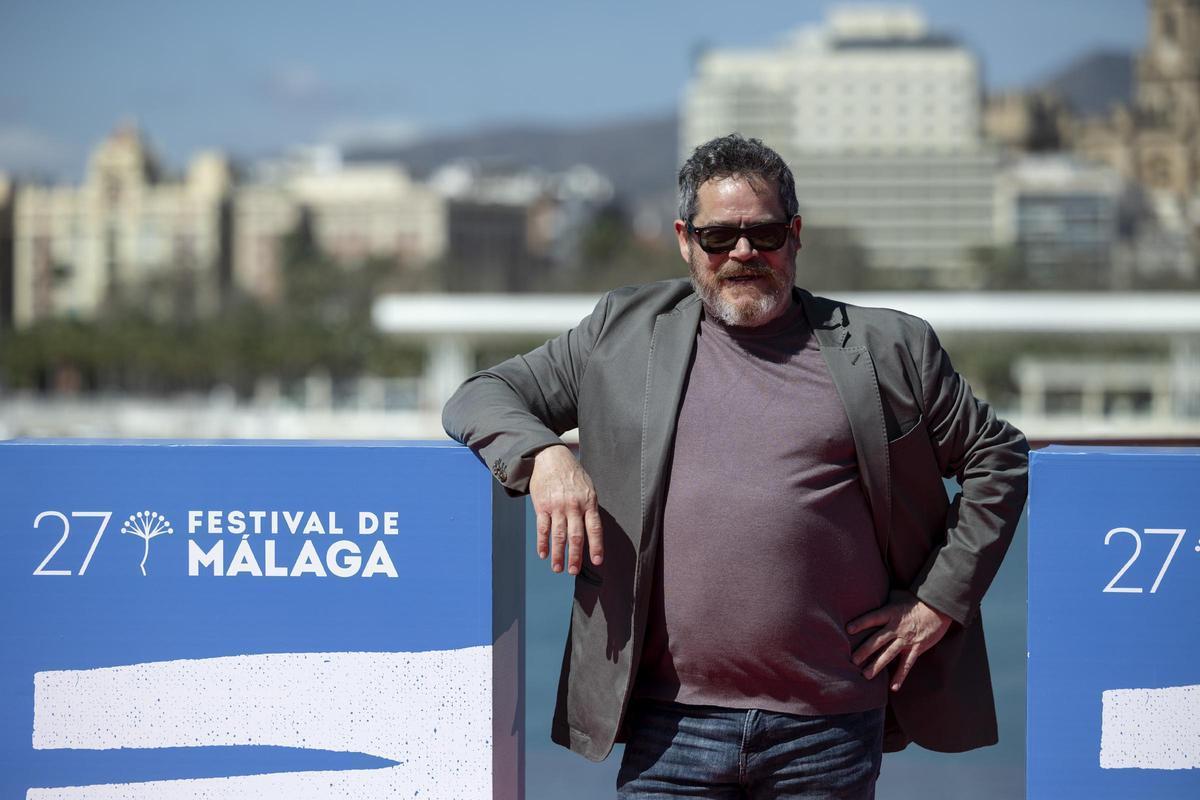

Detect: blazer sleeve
[909, 321, 1029, 626]
[441, 292, 613, 496]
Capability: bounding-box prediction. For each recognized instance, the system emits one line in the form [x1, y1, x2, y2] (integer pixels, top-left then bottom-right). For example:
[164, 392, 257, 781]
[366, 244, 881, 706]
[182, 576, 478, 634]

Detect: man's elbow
[440, 374, 481, 443]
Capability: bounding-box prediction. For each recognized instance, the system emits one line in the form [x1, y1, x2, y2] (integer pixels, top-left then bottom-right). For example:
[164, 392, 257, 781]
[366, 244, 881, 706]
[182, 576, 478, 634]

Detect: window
[1162, 11, 1177, 42]
[1145, 154, 1172, 188]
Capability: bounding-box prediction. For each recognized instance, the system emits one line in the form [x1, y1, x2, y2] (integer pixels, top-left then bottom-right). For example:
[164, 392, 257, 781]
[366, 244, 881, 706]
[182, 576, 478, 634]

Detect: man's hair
[677, 134, 798, 222]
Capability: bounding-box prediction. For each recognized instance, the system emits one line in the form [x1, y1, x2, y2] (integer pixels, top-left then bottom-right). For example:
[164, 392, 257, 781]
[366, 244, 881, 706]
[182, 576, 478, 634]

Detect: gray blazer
[443, 279, 1028, 760]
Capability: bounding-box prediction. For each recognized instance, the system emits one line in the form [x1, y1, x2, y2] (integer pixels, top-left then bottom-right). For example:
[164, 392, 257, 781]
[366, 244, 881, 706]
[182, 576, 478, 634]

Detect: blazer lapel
[801, 291, 892, 562]
[638, 295, 702, 556]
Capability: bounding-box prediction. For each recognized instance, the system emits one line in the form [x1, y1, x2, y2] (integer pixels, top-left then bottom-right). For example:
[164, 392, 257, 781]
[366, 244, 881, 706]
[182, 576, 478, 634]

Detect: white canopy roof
[373, 292, 1200, 337]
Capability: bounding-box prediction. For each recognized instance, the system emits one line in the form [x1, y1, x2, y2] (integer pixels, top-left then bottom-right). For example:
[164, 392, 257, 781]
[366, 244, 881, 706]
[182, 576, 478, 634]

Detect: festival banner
[0, 439, 523, 799]
[1028, 445, 1200, 799]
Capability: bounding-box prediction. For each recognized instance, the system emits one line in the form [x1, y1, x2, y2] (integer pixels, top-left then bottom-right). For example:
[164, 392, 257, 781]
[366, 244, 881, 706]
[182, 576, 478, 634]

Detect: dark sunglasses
[686, 220, 793, 254]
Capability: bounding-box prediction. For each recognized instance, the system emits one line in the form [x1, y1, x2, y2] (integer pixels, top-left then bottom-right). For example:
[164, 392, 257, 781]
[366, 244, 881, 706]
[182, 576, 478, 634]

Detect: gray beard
[691, 273, 784, 327]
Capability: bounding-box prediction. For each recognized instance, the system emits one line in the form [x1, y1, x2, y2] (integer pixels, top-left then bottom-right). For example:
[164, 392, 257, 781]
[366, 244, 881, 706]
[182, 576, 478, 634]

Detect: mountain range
[346, 114, 679, 209]
[1038, 48, 1134, 117]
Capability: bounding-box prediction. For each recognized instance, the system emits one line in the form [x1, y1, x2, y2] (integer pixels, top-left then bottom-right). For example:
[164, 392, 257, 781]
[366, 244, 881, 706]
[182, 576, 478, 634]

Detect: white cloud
[321, 117, 425, 149]
[268, 64, 325, 102]
[262, 63, 355, 110]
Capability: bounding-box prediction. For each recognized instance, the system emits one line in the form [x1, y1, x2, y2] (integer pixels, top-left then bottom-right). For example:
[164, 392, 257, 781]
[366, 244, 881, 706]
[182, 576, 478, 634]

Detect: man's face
[675, 175, 802, 327]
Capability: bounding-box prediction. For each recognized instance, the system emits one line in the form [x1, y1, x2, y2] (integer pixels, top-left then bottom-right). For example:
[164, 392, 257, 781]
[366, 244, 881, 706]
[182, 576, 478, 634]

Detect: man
[443, 134, 1028, 798]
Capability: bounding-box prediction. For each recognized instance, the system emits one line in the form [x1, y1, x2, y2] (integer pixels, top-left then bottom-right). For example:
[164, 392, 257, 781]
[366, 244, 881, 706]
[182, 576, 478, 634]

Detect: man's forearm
[442, 292, 612, 495]
[442, 367, 567, 495]
[913, 321, 1030, 625]
[912, 420, 1029, 626]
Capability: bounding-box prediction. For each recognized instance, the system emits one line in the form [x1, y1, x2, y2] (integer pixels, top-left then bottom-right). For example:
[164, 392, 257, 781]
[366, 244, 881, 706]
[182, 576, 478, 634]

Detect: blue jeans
[616, 700, 884, 799]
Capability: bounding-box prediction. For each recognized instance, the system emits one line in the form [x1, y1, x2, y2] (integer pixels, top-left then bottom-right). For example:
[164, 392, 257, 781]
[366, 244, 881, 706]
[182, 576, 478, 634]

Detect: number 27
[1102, 527, 1186, 594]
[33, 511, 113, 576]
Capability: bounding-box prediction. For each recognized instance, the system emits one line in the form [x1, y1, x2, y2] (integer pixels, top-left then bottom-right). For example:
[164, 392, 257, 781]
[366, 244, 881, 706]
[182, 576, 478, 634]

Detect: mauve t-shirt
[634, 300, 890, 715]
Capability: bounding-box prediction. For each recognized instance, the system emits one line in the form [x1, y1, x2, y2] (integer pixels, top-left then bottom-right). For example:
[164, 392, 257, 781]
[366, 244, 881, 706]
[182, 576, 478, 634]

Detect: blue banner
[1028, 445, 1200, 799]
[0, 439, 522, 799]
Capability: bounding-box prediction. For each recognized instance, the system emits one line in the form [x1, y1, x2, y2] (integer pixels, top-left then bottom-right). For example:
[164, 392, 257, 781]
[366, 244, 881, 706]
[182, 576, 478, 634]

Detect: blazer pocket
[888, 414, 940, 486]
[888, 414, 924, 445]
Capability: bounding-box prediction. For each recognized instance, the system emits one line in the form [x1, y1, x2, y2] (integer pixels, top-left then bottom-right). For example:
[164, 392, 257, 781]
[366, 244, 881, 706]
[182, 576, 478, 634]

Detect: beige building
[232, 150, 445, 303]
[12, 126, 232, 328]
[983, 91, 1071, 153]
[1073, 0, 1200, 201]
[9, 129, 609, 321]
[0, 173, 14, 328]
[11, 133, 449, 322]
[681, 5, 999, 276]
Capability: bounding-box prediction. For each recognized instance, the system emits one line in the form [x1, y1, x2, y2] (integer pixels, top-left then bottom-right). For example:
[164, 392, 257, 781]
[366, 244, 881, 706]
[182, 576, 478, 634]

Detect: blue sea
[522, 504, 1029, 800]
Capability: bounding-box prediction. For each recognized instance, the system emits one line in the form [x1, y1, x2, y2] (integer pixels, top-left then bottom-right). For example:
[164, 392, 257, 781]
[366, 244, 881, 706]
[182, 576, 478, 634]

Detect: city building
[6, 128, 617, 322]
[11, 125, 232, 328]
[429, 160, 613, 292]
[0, 173, 14, 329]
[995, 155, 1127, 289]
[235, 149, 612, 300]
[428, 160, 547, 293]
[681, 5, 1000, 277]
[983, 91, 1071, 153]
[233, 145, 445, 303]
[980, 2, 1198, 287]
[1072, 0, 1200, 209]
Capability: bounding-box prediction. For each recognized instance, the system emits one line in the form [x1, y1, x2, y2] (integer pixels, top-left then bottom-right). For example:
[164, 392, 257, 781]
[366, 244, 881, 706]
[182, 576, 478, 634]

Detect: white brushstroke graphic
[30, 648, 493, 798]
[1100, 683, 1200, 770]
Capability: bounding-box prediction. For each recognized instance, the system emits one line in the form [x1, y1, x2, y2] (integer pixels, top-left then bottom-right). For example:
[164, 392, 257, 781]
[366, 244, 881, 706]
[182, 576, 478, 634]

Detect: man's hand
[529, 445, 604, 575]
[847, 590, 952, 692]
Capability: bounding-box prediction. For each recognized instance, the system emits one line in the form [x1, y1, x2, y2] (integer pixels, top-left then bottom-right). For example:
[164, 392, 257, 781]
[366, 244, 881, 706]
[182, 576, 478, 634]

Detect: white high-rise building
[682, 5, 1000, 275]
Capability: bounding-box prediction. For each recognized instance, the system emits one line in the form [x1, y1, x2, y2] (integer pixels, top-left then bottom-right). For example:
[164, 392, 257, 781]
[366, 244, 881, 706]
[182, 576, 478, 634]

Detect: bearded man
[443, 134, 1028, 799]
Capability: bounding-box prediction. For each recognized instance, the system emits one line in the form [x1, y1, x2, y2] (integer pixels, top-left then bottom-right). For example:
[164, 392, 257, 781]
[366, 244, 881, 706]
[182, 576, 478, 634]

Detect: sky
[0, 0, 1146, 179]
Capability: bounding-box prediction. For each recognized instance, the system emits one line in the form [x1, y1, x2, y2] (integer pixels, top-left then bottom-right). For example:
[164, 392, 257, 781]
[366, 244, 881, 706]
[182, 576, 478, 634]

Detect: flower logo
[121, 510, 173, 576]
